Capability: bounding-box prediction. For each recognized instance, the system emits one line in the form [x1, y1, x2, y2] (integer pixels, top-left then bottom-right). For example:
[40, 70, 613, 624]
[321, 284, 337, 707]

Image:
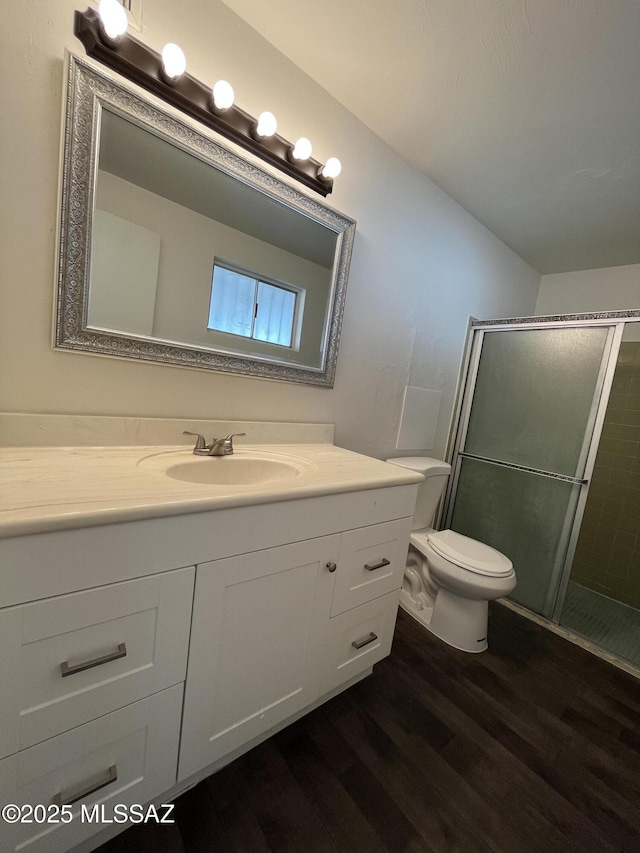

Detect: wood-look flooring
[98, 604, 640, 853]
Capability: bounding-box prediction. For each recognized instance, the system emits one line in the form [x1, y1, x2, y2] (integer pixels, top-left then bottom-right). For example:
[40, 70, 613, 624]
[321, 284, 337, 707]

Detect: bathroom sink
[165, 456, 303, 486]
[138, 448, 315, 486]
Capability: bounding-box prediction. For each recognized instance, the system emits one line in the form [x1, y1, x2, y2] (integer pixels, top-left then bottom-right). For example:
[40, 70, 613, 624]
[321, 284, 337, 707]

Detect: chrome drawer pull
[364, 558, 391, 572]
[52, 765, 118, 807]
[352, 632, 378, 650]
[60, 643, 127, 677]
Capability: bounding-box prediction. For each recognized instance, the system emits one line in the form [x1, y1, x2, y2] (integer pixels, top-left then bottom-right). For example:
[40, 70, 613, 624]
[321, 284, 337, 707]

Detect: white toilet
[387, 457, 516, 653]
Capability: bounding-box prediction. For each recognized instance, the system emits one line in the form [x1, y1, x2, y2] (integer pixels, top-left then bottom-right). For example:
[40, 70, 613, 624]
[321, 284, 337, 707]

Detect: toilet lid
[426, 530, 513, 577]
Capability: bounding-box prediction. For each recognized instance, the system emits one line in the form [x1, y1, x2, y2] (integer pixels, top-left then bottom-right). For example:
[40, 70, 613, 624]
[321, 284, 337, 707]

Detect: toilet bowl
[386, 457, 516, 653]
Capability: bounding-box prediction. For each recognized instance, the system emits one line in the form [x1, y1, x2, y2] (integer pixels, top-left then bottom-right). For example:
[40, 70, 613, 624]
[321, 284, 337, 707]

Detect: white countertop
[0, 443, 422, 539]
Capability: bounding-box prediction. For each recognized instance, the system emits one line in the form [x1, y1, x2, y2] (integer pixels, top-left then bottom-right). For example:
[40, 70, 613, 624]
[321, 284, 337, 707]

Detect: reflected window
[208, 261, 301, 348]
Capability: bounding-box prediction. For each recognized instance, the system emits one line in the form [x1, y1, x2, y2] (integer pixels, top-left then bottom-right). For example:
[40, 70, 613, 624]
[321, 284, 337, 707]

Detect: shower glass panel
[559, 333, 640, 666]
[464, 327, 609, 476]
[446, 321, 619, 620]
[451, 458, 581, 617]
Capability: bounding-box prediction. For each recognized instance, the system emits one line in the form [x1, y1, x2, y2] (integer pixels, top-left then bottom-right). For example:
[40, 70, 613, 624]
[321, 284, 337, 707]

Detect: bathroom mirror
[55, 55, 355, 386]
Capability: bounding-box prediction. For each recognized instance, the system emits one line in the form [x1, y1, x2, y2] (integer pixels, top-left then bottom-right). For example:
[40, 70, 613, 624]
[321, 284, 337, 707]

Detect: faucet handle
[223, 432, 246, 453]
[183, 430, 207, 450]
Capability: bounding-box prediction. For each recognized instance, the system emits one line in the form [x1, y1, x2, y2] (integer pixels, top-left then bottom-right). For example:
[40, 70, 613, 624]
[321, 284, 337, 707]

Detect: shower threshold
[496, 595, 640, 681]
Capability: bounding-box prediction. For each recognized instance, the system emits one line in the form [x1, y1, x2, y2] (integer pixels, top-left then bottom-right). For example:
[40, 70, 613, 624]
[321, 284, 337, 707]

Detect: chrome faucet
[183, 431, 246, 456]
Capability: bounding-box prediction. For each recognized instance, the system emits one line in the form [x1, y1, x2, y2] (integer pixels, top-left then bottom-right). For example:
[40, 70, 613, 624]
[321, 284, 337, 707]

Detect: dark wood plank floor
[98, 604, 640, 853]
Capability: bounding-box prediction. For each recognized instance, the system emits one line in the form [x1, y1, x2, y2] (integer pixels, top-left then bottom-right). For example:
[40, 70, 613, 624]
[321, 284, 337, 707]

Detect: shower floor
[561, 581, 640, 666]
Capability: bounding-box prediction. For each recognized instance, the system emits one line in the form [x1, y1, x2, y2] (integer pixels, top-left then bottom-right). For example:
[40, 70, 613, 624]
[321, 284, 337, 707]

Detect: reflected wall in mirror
[56, 55, 356, 386]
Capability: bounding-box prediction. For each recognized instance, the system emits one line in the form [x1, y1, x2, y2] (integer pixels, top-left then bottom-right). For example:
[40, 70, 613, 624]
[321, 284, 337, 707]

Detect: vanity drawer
[321, 591, 399, 694]
[331, 518, 412, 615]
[0, 567, 194, 758]
[0, 684, 182, 853]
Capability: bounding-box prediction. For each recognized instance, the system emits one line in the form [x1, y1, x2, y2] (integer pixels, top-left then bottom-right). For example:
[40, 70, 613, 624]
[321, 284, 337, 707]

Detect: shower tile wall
[571, 342, 640, 608]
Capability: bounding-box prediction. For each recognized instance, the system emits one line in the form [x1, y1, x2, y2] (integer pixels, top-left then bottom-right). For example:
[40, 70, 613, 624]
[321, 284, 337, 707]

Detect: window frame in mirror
[55, 54, 356, 387]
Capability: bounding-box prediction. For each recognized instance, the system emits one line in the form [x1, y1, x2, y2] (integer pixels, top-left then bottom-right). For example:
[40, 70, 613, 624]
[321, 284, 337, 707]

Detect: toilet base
[399, 587, 489, 653]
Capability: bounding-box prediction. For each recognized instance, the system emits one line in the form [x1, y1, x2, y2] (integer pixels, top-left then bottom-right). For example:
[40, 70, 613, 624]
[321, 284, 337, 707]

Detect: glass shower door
[445, 323, 621, 619]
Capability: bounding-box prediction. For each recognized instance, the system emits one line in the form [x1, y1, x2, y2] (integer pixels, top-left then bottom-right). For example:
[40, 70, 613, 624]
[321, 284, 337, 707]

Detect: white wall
[537, 264, 640, 314]
[0, 0, 540, 459]
[536, 264, 640, 341]
[90, 209, 161, 337]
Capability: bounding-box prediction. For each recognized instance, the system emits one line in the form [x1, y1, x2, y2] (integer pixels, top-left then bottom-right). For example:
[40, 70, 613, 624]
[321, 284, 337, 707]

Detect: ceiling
[222, 0, 640, 275]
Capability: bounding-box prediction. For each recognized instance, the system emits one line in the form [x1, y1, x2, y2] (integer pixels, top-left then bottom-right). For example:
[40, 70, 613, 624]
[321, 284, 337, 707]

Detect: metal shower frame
[440, 309, 640, 623]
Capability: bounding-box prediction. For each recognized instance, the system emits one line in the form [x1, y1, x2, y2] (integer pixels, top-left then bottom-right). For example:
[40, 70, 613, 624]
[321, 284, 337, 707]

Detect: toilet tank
[386, 457, 451, 530]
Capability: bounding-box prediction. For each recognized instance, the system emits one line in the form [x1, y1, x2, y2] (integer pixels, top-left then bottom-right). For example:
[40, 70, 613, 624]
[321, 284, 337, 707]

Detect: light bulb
[98, 0, 128, 42]
[255, 111, 277, 138]
[212, 80, 234, 111]
[320, 157, 342, 180]
[291, 137, 313, 161]
[161, 44, 187, 82]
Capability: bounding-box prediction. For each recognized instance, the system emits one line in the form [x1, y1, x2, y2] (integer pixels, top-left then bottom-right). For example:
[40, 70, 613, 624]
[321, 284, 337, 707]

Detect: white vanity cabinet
[179, 516, 413, 782]
[0, 568, 194, 853]
[0, 477, 417, 853]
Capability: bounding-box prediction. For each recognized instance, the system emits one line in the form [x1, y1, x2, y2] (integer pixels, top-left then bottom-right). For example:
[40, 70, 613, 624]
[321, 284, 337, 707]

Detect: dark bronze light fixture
[73, 4, 341, 196]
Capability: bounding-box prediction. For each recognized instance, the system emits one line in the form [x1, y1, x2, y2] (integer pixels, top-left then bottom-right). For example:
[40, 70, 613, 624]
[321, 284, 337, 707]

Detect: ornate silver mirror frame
[55, 54, 356, 386]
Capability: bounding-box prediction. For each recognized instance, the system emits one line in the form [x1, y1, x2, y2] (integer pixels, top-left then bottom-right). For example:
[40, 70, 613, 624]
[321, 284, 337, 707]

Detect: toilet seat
[411, 529, 513, 577]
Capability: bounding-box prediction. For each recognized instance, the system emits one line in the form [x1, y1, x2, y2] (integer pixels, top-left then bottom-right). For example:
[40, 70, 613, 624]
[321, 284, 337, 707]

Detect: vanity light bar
[73, 8, 337, 196]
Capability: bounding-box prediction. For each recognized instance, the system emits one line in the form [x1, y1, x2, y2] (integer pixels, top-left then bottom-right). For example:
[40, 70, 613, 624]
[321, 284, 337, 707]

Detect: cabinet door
[179, 535, 340, 781]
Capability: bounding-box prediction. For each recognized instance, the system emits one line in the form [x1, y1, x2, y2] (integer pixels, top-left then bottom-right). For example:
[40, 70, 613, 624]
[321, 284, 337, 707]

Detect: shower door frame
[441, 309, 640, 624]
